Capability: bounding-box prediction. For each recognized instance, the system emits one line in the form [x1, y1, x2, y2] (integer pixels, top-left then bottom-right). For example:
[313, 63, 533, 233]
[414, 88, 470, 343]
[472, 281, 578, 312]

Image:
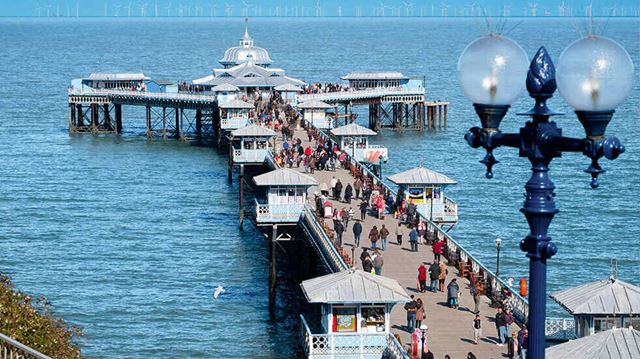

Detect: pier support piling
[115, 104, 122, 134]
[239, 164, 244, 230]
[269, 224, 278, 297]
[227, 141, 233, 184]
[145, 106, 152, 138]
[195, 109, 202, 139]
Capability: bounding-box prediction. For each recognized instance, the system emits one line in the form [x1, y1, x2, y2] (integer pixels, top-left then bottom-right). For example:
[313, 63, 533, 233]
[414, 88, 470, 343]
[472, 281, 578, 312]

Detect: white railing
[0, 332, 52, 359]
[68, 88, 218, 102]
[221, 117, 249, 129]
[545, 318, 576, 341]
[300, 205, 349, 272]
[297, 87, 424, 103]
[233, 148, 269, 163]
[300, 315, 408, 359]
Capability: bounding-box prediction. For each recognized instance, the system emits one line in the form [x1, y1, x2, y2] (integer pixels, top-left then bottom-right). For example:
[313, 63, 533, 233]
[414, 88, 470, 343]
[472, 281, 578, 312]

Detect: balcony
[352, 146, 388, 164]
[233, 148, 269, 163]
[221, 117, 249, 130]
[255, 200, 305, 223]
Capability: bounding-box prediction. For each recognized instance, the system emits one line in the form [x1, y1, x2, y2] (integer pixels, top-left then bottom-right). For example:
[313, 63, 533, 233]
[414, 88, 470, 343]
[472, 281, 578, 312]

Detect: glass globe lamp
[557, 36, 634, 138]
[458, 34, 529, 107]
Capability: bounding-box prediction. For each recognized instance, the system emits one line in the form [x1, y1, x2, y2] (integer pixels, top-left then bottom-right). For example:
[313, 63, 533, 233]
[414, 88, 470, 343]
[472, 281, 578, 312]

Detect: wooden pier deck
[273, 127, 515, 359]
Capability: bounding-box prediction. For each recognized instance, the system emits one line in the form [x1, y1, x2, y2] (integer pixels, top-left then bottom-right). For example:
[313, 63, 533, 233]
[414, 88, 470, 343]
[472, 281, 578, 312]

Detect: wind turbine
[208, 1, 217, 16]
[35, 3, 42, 17]
[314, 0, 322, 17]
[241, 0, 250, 17]
[139, 2, 148, 17]
[502, 5, 511, 17]
[529, 2, 538, 17]
[402, 2, 414, 17]
[225, 2, 233, 17]
[558, 2, 566, 17]
[165, 2, 172, 16]
[440, 3, 448, 17]
[377, 1, 385, 17]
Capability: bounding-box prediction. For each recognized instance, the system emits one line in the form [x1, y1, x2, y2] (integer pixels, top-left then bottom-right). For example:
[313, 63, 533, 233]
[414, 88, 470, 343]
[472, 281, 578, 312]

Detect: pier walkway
[272, 127, 518, 359]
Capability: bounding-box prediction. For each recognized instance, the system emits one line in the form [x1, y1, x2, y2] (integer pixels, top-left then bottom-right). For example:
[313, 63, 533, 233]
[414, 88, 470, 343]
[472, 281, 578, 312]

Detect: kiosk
[230, 125, 276, 164]
[298, 100, 334, 129]
[220, 99, 255, 130]
[253, 168, 318, 223]
[330, 123, 388, 163]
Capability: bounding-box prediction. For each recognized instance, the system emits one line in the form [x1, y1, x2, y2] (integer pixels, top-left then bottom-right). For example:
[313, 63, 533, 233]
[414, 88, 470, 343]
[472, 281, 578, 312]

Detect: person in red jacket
[432, 239, 444, 262]
[417, 264, 427, 293]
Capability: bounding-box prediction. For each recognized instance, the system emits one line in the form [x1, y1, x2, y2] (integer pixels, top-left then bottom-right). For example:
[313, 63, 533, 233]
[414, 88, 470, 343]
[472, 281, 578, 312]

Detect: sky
[0, 0, 638, 17]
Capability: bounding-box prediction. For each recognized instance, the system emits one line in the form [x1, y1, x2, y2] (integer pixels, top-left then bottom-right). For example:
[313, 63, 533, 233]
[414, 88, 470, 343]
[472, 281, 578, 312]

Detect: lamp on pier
[495, 237, 502, 277]
[419, 323, 428, 358]
[458, 33, 633, 359]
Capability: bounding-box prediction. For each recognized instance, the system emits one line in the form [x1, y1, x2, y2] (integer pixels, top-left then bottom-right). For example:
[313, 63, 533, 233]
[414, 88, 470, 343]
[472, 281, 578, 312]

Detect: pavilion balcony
[233, 148, 269, 163]
[352, 146, 388, 164]
[416, 198, 458, 223]
[255, 199, 305, 223]
[221, 116, 250, 130]
[300, 315, 408, 359]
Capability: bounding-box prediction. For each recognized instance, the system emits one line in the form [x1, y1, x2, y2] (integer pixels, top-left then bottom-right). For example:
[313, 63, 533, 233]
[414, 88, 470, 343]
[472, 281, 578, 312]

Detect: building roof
[219, 99, 255, 109]
[192, 61, 305, 88]
[219, 20, 272, 67]
[546, 328, 640, 359]
[87, 73, 150, 81]
[274, 83, 303, 92]
[297, 99, 333, 109]
[151, 79, 174, 85]
[341, 71, 409, 81]
[331, 123, 377, 137]
[550, 278, 640, 315]
[231, 124, 275, 138]
[387, 166, 457, 186]
[253, 168, 318, 187]
[300, 269, 411, 304]
[212, 83, 240, 92]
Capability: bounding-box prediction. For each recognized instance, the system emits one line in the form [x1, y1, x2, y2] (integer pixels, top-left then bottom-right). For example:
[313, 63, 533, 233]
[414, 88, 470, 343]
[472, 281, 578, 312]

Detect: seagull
[213, 285, 226, 299]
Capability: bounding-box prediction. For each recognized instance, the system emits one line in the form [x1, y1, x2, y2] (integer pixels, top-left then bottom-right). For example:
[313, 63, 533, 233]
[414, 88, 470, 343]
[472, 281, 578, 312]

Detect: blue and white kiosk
[274, 83, 302, 106]
[253, 168, 318, 223]
[331, 123, 388, 164]
[212, 83, 240, 104]
[230, 124, 276, 164]
[298, 100, 334, 129]
[387, 166, 458, 223]
[299, 269, 410, 359]
[220, 99, 255, 130]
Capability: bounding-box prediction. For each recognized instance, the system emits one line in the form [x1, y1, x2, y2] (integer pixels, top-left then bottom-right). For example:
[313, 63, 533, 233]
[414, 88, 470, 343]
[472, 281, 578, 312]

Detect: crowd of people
[302, 82, 350, 94]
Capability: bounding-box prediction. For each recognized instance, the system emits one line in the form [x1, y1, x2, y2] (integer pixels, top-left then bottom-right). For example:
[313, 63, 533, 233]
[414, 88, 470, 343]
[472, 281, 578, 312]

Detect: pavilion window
[361, 305, 386, 333]
[332, 306, 357, 333]
[594, 317, 621, 332]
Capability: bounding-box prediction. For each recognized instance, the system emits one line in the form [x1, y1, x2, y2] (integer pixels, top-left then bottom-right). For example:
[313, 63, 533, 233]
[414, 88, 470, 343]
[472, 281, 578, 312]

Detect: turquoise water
[0, 17, 638, 358]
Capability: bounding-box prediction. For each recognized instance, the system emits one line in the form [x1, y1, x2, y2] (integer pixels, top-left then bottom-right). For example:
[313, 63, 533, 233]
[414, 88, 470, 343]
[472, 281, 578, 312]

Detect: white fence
[297, 87, 424, 103]
[0, 332, 52, 359]
[545, 318, 576, 341]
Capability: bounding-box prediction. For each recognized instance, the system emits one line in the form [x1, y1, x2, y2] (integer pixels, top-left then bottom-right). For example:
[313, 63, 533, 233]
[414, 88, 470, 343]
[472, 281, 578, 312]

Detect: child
[472, 314, 482, 344]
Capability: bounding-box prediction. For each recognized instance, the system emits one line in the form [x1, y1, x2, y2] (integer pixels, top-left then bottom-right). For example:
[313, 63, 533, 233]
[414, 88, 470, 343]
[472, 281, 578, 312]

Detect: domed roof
[219, 20, 272, 67]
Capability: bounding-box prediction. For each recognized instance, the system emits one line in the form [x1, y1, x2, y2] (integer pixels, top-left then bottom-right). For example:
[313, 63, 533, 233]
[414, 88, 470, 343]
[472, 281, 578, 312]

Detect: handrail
[297, 87, 424, 102]
[68, 88, 218, 102]
[301, 205, 349, 272]
[311, 122, 530, 324]
[0, 332, 53, 359]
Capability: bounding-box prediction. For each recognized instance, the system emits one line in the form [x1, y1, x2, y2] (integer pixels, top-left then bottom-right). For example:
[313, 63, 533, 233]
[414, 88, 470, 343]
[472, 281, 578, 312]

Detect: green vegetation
[0, 274, 82, 358]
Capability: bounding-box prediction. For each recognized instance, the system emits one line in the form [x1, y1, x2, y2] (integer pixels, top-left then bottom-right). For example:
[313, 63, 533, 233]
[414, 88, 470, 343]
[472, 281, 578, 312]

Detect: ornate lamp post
[495, 237, 502, 277]
[457, 34, 634, 359]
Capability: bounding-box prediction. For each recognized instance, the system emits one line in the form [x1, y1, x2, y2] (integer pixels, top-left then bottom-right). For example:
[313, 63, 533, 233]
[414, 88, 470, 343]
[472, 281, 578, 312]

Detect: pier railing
[300, 205, 349, 273]
[544, 317, 576, 341]
[312, 124, 530, 325]
[0, 332, 52, 359]
[297, 87, 424, 103]
[68, 88, 218, 103]
[300, 315, 408, 359]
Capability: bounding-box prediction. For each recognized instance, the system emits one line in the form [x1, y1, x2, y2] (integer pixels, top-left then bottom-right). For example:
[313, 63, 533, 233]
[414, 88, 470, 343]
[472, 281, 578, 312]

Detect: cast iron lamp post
[457, 34, 634, 359]
[495, 237, 502, 277]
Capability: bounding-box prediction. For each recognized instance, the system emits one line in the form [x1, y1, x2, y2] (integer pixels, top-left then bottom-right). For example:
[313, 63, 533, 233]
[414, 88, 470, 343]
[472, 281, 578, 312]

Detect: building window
[361, 305, 386, 333]
[332, 307, 357, 333]
[594, 317, 621, 332]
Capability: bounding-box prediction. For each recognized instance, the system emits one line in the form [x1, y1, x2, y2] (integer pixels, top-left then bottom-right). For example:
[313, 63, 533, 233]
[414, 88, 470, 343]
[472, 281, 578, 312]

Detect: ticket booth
[330, 123, 388, 164]
[550, 277, 640, 338]
[220, 99, 254, 130]
[253, 168, 318, 223]
[230, 124, 276, 164]
[212, 83, 240, 104]
[299, 269, 411, 358]
[298, 100, 334, 129]
[388, 166, 458, 223]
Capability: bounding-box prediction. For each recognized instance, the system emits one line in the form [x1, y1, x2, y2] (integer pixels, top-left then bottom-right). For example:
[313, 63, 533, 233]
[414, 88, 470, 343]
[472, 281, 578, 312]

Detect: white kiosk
[299, 269, 410, 359]
[212, 83, 240, 104]
[220, 99, 254, 130]
[330, 123, 388, 164]
[298, 100, 334, 129]
[253, 168, 318, 223]
[230, 125, 276, 164]
[274, 83, 302, 106]
[388, 166, 458, 223]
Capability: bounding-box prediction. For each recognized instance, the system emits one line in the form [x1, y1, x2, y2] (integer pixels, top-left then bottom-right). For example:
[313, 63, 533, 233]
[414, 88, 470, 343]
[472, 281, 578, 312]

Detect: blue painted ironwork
[464, 46, 626, 359]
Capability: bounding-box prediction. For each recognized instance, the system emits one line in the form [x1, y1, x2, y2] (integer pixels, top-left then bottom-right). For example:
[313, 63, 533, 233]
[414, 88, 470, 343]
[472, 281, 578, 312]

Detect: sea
[0, 17, 638, 358]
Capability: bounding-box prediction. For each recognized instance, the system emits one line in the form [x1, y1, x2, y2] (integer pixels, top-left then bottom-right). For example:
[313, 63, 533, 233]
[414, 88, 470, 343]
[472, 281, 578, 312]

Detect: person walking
[409, 227, 419, 252]
[368, 226, 379, 249]
[352, 219, 362, 247]
[438, 260, 447, 292]
[344, 183, 353, 204]
[334, 179, 343, 201]
[417, 264, 427, 292]
[359, 201, 368, 221]
[396, 223, 404, 245]
[470, 285, 481, 314]
[379, 224, 390, 251]
[361, 249, 373, 273]
[517, 327, 528, 359]
[415, 298, 425, 330]
[330, 176, 337, 197]
[404, 295, 417, 333]
[353, 177, 362, 199]
[472, 314, 482, 344]
[372, 249, 384, 275]
[432, 239, 444, 262]
[447, 278, 460, 309]
[495, 307, 507, 346]
[334, 220, 344, 247]
[428, 261, 440, 292]
[505, 308, 514, 339]
[507, 333, 517, 358]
